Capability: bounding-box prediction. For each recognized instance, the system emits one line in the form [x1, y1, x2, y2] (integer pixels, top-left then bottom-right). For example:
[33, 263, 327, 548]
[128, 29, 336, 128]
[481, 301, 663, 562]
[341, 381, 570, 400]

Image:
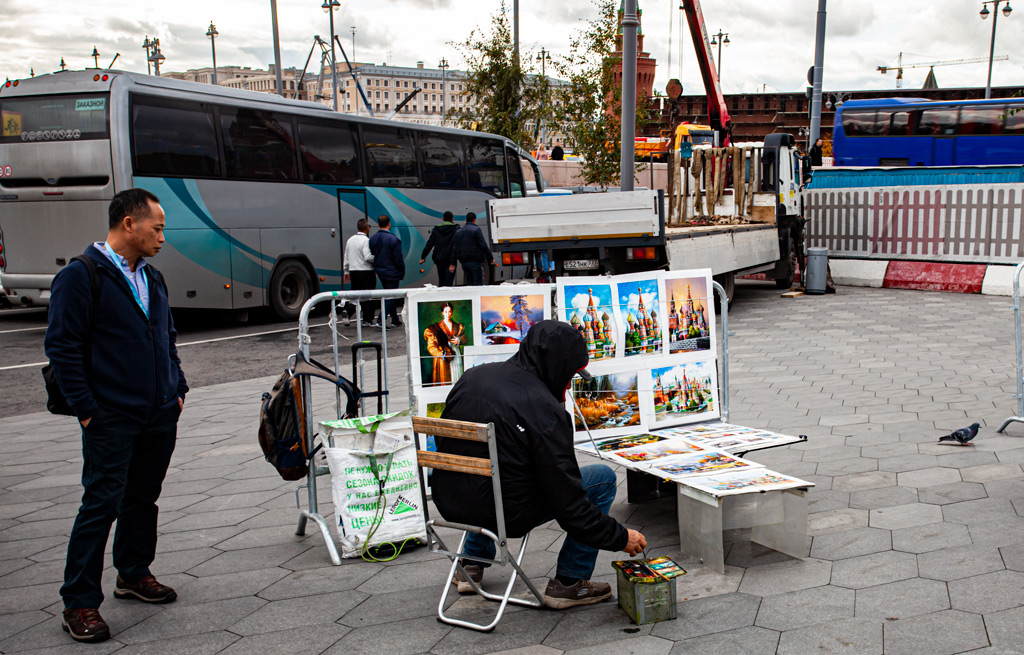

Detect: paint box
[612, 558, 685, 625]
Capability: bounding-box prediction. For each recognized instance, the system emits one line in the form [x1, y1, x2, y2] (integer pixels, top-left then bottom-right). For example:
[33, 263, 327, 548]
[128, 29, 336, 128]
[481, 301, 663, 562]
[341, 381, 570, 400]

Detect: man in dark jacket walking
[419, 211, 460, 286]
[451, 211, 494, 286]
[368, 214, 405, 327]
[45, 188, 188, 643]
[433, 321, 646, 609]
[809, 138, 824, 167]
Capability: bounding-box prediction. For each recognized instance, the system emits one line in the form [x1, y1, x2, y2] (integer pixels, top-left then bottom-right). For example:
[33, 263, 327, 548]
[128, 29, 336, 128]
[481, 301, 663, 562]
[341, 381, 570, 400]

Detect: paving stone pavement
[3, 284, 1024, 654]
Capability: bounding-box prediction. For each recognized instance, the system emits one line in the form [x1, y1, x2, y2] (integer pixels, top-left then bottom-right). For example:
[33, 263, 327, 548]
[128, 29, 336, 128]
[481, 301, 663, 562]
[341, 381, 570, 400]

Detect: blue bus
[832, 97, 1024, 167]
[0, 71, 542, 319]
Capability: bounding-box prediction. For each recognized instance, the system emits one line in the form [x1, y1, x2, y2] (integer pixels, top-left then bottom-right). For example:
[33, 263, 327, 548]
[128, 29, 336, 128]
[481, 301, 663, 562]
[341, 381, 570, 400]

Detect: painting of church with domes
[616, 278, 663, 356]
[563, 284, 616, 360]
[664, 276, 712, 354]
[650, 360, 717, 425]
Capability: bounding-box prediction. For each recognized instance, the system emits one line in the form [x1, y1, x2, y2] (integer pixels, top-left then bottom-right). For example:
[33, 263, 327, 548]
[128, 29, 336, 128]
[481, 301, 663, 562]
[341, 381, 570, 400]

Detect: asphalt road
[0, 303, 409, 418]
[0, 280, 782, 419]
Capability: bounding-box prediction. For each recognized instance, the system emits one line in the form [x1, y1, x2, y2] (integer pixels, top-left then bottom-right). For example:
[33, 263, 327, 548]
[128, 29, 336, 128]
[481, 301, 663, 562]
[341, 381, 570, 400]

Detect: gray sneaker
[452, 563, 484, 594]
[543, 578, 612, 609]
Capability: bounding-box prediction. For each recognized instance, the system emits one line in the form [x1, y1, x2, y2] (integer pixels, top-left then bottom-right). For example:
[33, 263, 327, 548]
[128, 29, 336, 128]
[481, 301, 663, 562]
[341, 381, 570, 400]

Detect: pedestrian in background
[368, 214, 405, 327]
[419, 211, 460, 287]
[451, 211, 494, 286]
[809, 138, 824, 167]
[551, 144, 565, 161]
[45, 188, 188, 643]
[343, 217, 375, 326]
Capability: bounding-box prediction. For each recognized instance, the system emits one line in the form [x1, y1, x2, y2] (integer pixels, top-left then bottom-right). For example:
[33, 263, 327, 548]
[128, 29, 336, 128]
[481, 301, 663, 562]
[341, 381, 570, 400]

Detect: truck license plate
[564, 259, 599, 271]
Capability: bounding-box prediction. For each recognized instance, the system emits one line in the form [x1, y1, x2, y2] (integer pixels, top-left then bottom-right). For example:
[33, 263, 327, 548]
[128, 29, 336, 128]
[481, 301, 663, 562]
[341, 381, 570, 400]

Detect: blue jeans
[461, 261, 484, 286]
[462, 464, 618, 580]
[62, 405, 178, 609]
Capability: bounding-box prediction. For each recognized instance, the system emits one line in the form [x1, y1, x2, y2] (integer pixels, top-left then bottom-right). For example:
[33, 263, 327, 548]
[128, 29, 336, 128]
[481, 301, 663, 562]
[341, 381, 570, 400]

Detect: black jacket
[433, 320, 628, 552]
[809, 144, 823, 167]
[420, 221, 459, 265]
[452, 222, 494, 264]
[369, 229, 405, 281]
[44, 245, 188, 421]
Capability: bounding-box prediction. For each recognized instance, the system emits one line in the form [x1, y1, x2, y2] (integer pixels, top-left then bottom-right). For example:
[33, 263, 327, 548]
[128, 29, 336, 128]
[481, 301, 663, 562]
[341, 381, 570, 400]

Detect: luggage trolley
[292, 289, 413, 565]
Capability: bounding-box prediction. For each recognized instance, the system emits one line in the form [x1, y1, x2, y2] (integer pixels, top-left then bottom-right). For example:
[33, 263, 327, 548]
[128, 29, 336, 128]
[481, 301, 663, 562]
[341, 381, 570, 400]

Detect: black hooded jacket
[432, 320, 628, 552]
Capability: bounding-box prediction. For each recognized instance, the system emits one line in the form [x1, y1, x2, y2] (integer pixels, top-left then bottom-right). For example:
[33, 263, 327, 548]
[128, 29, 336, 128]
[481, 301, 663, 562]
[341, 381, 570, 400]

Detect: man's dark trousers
[378, 277, 402, 324]
[461, 262, 484, 286]
[346, 270, 377, 321]
[438, 265, 456, 287]
[61, 406, 178, 609]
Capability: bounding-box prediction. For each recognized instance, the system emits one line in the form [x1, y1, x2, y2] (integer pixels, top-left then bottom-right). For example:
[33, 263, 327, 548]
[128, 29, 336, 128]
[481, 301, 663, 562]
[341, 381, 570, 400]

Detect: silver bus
[0, 70, 542, 318]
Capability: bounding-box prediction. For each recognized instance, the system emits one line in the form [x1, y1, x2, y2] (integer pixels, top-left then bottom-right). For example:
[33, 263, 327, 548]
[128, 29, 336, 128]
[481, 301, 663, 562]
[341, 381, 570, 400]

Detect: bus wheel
[269, 260, 314, 321]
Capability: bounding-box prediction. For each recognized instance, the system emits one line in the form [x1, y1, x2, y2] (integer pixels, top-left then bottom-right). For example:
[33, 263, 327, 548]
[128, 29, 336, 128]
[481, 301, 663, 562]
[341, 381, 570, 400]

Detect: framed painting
[642, 357, 720, 428]
[478, 291, 550, 346]
[614, 272, 666, 357]
[557, 278, 619, 360]
[661, 269, 715, 357]
[407, 288, 479, 390]
[566, 360, 643, 441]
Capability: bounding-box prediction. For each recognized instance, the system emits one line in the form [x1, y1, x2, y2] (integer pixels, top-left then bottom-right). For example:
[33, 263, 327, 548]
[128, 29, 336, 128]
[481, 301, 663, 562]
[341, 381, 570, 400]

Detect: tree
[552, 0, 649, 188]
[510, 295, 532, 335]
[449, 1, 550, 148]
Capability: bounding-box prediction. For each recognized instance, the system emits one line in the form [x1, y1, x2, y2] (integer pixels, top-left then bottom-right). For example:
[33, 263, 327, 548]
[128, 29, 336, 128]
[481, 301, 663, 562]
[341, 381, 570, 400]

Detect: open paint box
[611, 556, 686, 625]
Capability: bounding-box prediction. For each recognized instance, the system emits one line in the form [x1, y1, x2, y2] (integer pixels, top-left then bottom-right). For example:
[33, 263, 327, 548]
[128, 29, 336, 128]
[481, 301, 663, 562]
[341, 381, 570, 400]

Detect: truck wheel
[775, 248, 798, 289]
[713, 272, 735, 308]
[269, 259, 314, 321]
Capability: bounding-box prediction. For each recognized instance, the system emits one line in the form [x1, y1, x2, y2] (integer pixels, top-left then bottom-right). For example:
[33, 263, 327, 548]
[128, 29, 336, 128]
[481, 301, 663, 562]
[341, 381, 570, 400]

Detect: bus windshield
[1, 92, 110, 144]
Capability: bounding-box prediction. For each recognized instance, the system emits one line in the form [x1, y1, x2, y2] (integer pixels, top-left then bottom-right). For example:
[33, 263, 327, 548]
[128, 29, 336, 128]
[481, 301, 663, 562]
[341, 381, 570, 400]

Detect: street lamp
[149, 38, 165, 76]
[980, 0, 1013, 99]
[142, 36, 154, 75]
[709, 29, 730, 81]
[322, 0, 341, 111]
[350, 26, 356, 62]
[824, 91, 851, 110]
[536, 48, 551, 143]
[206, 22, 219, 85]
[91, 47, 100, 69]
[439, 58, 449, 123]
[536, 47, 551, 77]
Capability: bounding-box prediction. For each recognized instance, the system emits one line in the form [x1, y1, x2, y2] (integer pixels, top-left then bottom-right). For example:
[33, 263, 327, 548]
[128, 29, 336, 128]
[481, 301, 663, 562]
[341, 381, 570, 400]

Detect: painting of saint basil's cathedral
[616, 279, 662, 356]
[664, 277, 712, 354]
[564, 284, 616, 360]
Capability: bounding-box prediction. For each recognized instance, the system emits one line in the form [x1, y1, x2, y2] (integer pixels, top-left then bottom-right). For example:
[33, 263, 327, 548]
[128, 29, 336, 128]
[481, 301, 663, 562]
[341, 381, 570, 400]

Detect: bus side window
[297, 118, 362, 184]
[916, 107, 959, 136]
[1004, 105, 1024, 134]
[466, 137, 506, 197]
[220, 107, 298, 181]
[418, 134, 466, 189]
[363, 125, 420, 187]
[131, 96, 219, 178]
[842, 109, 877, 137]
[959, 106, 1006, 135]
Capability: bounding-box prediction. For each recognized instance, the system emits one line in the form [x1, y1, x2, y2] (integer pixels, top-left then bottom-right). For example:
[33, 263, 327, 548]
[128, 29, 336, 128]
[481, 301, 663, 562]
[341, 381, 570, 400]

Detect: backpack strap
[292, 353, 361, 417]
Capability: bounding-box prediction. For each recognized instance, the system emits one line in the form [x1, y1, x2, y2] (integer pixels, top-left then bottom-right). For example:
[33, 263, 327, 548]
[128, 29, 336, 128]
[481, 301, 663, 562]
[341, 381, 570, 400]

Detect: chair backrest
[412, 416, 509, 553]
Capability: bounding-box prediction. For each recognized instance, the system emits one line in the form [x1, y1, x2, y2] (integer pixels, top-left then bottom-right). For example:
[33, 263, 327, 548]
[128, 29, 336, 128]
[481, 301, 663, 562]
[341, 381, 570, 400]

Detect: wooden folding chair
[413, 416, 545, 632]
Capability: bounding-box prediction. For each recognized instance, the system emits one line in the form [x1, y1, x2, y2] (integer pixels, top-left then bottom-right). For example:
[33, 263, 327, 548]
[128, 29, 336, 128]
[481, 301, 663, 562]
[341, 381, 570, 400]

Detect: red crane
[680, 0, 732, 146]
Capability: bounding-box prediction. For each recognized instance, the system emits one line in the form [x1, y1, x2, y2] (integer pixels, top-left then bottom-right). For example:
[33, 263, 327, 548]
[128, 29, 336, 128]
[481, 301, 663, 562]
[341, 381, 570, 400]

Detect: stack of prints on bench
[574, 423, 813, 499]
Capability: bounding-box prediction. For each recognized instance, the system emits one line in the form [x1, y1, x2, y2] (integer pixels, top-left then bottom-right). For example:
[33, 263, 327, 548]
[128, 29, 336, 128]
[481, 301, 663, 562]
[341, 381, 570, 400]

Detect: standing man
[343, 217, 375, 326]
[368, 214, 405, 328]
[451, 212, 494, 286]
[433, 321, 646, 609]
[45, 188, 187, 643]
[809, 138, 824, 167]
[419, 211, 459, 287]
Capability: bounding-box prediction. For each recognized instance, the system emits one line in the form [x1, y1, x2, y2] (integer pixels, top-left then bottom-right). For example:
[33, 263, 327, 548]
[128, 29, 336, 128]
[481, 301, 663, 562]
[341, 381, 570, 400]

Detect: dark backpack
[258, 353, 360, 481]
[42, 255, 168, 416]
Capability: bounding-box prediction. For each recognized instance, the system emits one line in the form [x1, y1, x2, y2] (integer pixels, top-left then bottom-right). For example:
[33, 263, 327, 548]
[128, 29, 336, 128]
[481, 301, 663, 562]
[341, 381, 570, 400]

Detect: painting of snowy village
[652, 451, 755, 478]
[648, 360, 719, 427]
[479, 293, 547, 346]
[560, 282, 618, 360]
[663, 274, 713, 354]
[570, 369, 640, 436]
[615, 276, 663, 356]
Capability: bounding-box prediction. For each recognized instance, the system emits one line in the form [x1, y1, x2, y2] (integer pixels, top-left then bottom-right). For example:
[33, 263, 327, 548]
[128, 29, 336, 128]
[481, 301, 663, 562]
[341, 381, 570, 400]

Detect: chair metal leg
[997, 416, 1024, 434]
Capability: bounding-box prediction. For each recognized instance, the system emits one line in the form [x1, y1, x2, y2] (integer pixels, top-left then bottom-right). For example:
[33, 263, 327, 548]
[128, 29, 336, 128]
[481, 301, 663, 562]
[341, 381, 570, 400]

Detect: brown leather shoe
[61, 608, 110, 643]
[113, 575, 177, 604]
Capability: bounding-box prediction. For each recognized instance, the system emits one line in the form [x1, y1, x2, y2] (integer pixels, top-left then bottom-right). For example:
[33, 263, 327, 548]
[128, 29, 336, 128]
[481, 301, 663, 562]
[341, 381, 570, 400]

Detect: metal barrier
[713, 280, 731, 422]
[294, 289, 412, 565]
[998, 262, 1024, 435]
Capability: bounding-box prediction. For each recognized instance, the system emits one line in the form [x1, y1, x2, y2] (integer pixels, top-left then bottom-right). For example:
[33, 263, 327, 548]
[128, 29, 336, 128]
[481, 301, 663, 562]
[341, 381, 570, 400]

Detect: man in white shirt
[342, 218, 375, 325]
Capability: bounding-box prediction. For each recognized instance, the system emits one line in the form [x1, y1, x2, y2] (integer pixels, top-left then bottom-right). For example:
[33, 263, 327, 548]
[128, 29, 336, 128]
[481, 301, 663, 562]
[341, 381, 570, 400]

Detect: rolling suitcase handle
[352, 341, 386, 415]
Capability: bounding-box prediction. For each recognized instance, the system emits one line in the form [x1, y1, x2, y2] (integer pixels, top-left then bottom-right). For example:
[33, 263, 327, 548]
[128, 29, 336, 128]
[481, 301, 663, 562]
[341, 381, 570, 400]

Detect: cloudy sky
[3, 0, 1022, 96]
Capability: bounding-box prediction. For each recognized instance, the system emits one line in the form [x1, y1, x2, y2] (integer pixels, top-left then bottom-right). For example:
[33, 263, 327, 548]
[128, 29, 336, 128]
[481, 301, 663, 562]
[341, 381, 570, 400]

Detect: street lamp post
[980, 0, 1013, 99]
[142, 36, 154, 75]
[322, 0, 341, 111]
[149, 39, 165, 76]
[350, 26, 356, 62]
[709, 29, 730, 81]
[536, 48, 551, 143]
[439, 58, 449, 123]
[91, 47, 100, 69]
[206, 22, 219, 85]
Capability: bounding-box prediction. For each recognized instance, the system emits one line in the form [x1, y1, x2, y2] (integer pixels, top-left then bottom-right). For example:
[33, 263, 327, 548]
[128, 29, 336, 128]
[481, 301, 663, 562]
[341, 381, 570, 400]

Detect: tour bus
[832, 97, 1024, 167]
[0, 70, 543, 319]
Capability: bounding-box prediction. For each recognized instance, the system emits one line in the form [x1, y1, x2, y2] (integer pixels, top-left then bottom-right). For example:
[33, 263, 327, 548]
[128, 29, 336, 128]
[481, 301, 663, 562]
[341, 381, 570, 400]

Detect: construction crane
[877, 52, 1009, 88]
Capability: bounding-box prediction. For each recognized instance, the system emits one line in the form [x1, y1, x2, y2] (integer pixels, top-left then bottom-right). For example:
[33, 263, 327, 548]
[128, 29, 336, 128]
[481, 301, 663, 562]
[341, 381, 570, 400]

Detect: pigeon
[938, 422, 980, 446]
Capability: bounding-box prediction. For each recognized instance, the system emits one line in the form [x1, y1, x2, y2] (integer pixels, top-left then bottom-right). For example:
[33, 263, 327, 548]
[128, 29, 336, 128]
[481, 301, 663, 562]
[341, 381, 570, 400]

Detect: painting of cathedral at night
[664, 276, 712, 354]
[571, 371, 640, 433]
[479, 293, 545, 345]
[563, 284, 617, 360]
[616, 278, 662, 356]
[650, 360, 716, 425]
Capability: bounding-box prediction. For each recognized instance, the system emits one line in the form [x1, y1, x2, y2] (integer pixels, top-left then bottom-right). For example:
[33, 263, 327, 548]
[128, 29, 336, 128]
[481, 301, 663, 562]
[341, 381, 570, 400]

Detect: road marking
[0, 326, 48, 334]
[0, 320, 375, 371]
